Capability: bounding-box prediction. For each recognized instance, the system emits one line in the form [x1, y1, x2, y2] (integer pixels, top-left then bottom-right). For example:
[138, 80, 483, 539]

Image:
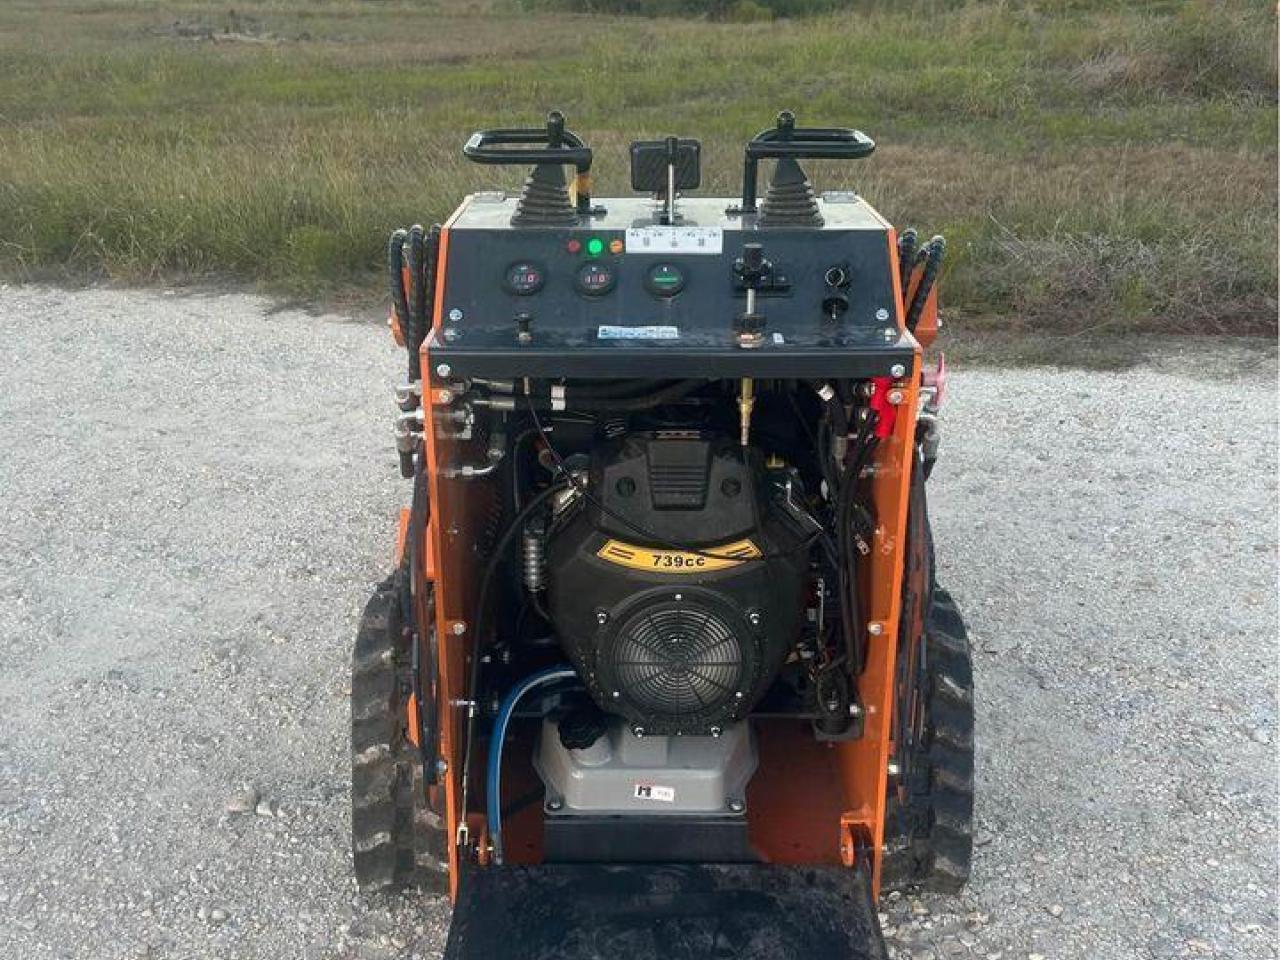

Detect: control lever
[733, 243, 770, 349]
[663, 136, 679, 225]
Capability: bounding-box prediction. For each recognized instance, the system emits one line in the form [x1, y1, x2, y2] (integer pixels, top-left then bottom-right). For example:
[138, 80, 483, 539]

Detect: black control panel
[429, 196, 913, 379]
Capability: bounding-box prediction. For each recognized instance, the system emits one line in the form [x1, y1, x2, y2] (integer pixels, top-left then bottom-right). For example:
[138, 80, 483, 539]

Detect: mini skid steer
[351, 111, 972, 959]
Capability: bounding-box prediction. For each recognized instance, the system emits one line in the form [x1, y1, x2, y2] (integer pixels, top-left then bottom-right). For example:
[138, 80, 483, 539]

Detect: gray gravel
[0, 285, 1275, 960]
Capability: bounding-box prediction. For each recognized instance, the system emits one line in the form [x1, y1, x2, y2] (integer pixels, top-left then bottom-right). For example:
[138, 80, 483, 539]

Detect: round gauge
[645, 262, 686, 298]
[575, 261, 616, 297]
[504, 260, 545, 296]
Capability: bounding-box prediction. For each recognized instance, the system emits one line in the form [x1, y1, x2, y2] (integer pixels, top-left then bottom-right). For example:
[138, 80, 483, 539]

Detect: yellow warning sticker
[596, 538, 762, 573]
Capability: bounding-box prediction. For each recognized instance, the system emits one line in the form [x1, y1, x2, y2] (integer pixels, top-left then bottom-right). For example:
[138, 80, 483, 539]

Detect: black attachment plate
[443, 862, 888, 960]
[630, 139, 702, 193]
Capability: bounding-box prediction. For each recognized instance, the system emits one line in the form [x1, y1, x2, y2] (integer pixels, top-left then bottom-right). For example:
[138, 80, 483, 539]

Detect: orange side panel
[834, 356, 920, 896]
[419, 198, 487, 902]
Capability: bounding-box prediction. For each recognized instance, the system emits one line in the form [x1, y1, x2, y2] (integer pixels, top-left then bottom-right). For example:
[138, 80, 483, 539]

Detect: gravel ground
[0, 286, 1275, 960]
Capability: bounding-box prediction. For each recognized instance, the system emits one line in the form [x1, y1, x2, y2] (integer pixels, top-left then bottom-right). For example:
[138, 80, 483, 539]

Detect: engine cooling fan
[598, 593, 757, 733]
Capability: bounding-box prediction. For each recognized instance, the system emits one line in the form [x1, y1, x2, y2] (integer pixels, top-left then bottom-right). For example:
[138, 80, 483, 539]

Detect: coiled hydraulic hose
[486, 665, 578, 864]
[405, 224, 426, 379]
[387, 229, 411, 375]
[905, 236, 946, 333]
[897, 228, 918, 295]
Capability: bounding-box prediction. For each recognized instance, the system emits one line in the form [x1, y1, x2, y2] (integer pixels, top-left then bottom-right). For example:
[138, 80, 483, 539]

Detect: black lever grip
[739, 110, 875, 211]
[463, 110, 593, 174]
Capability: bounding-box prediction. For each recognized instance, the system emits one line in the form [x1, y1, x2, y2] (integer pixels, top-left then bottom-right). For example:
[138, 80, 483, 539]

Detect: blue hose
[486, 665, 577, 864]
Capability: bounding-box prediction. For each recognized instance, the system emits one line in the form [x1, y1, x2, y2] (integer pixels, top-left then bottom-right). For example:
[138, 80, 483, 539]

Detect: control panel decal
[597, 325, 680, 341]
[625, 226, 723, 255]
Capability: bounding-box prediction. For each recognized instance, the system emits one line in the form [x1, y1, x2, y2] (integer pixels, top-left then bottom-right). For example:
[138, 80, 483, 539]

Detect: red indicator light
[566, 239, 582, 254]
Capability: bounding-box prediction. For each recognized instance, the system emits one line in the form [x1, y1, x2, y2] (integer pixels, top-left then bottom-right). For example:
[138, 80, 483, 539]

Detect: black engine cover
[547, 433, 806, 736]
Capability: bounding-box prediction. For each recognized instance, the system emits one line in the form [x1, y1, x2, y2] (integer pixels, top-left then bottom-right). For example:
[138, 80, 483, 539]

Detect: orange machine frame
[402, 198, 923, 902]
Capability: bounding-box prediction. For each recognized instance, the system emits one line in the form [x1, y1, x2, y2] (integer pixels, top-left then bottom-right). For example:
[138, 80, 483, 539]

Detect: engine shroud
[547, 432, 807, 736]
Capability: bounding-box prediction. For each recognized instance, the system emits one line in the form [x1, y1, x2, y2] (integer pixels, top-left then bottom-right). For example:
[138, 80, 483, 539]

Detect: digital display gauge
[575, 262, 616, 297]
[503, 261, 545, 295]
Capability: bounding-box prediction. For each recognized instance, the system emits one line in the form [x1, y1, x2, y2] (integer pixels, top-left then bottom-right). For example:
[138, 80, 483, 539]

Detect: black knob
[734, 243, 771, 290]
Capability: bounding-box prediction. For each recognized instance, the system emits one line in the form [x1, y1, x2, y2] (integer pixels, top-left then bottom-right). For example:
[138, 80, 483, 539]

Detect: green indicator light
[586, 238, 605, 257]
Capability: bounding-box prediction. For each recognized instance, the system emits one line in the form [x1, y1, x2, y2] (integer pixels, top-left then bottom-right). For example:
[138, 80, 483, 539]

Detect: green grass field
[0, 0, 1275, 332]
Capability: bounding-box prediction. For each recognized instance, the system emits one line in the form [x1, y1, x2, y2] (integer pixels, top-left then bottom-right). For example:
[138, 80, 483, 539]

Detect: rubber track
[882, 586, 975, 893]
[351, 575, 447, 893]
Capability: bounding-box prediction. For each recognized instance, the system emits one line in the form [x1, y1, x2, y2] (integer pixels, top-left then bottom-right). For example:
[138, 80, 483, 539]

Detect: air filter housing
[546, 433, 807, 736]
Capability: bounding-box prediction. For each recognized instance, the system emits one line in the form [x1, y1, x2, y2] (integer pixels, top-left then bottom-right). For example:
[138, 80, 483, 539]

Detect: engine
[546, 430, 808, 737]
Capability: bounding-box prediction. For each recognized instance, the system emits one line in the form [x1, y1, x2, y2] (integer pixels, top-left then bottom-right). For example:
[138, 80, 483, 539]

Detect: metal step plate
[443, 862, 887, 960]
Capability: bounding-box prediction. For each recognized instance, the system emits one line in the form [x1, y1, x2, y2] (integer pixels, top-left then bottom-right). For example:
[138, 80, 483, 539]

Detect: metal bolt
[882, 327, 898, 340]
[451, 621, 467, 636]
[595, 610, 609, 625]
[435, 363, 452, 379]
[633, 726, 646, 738]
[434, 759, 450, 776]
[867, 621, 884, 636]
[437, 389, 454, 404]
[727, 799, 745, 813]
[886, 389, 905, 405]
[709, 726, 723, 738]
[734, 691, 745, 699]
[887, 761, 901, 777]
[611, 690, 621, 699]
[849, 703, 864, 718]
[547, 798, 563, 812]
[875, 307, 890, 321]
[747, 610, 762, 627]
[889, 363, 906, 378]
[443, 326, 461, 342]
[673, 593, 683, 602]
[448, 308, 464, 322]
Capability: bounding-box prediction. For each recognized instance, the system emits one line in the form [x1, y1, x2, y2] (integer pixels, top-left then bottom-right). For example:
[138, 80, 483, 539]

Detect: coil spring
[522, 517, 547, 594]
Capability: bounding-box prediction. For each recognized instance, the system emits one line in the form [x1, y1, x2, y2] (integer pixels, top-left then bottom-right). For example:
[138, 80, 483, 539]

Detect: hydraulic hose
[405, 224, 426, 380]
[387, 229, 411, 375]
[407, 448, 439, 794]
[905, 236, 946, 333]
[897, 228, 918, 296]
[811, 381, 849, 437]
[486, 665, 578, 864]
[459, 482, 571, 846]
